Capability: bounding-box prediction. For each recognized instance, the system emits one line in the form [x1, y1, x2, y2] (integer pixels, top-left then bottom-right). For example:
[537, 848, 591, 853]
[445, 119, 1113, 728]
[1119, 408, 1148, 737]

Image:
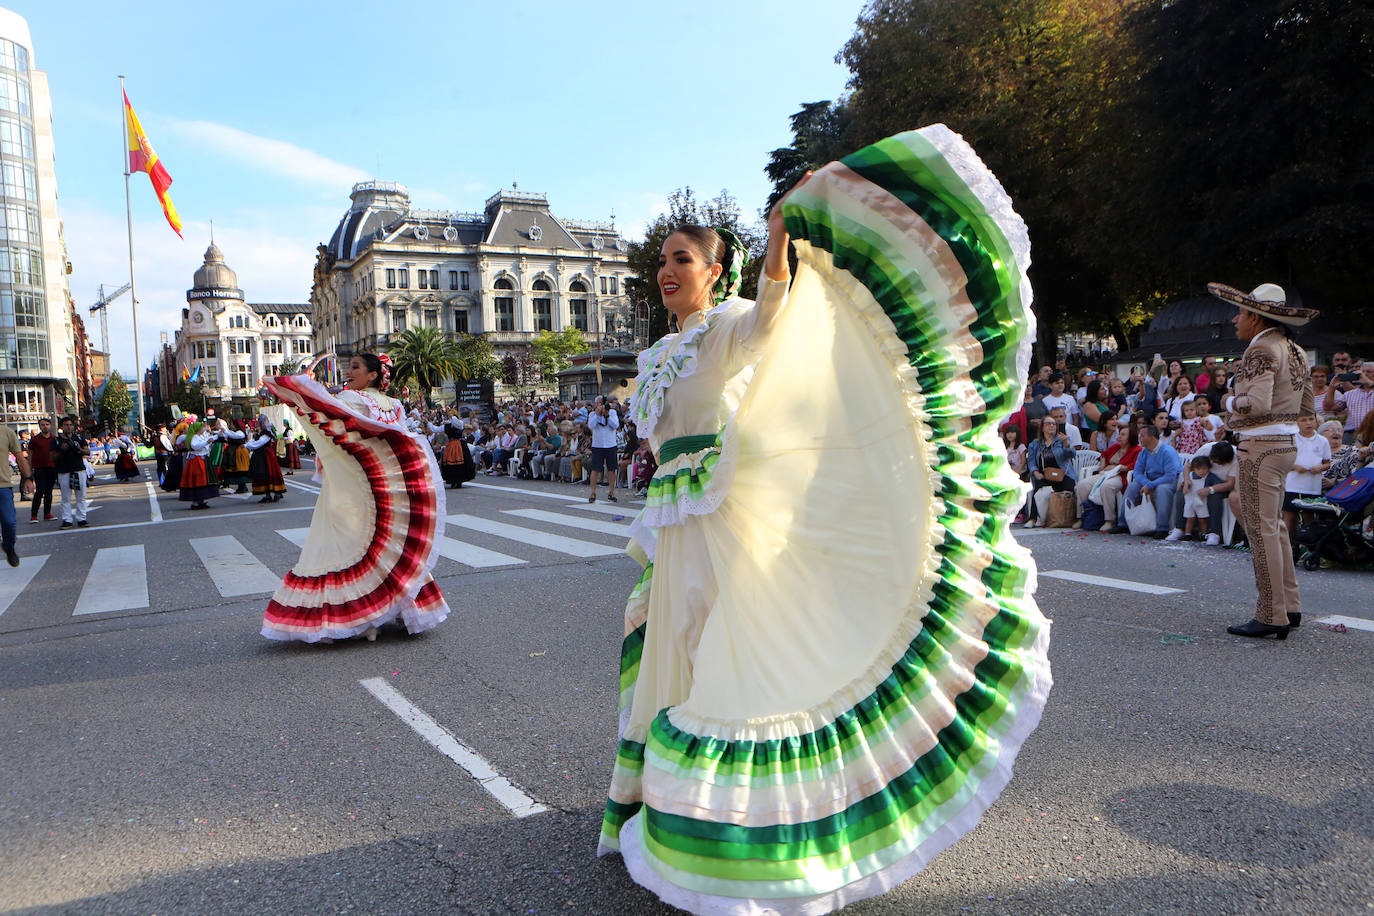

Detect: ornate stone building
[312, 182, 634, 370]
[172, 243, 313, 408]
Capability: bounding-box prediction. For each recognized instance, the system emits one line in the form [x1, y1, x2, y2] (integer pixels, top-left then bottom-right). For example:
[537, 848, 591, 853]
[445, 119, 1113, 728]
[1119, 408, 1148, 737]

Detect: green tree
[453, 333, 502, 382]
[172, 381, 206, 418]
[388, 326, 466, 405]
[97, 371, 134, 431]
[530, 327, 588, 384]
[277, 354, 306, 376]
[765, 101, 853, 211]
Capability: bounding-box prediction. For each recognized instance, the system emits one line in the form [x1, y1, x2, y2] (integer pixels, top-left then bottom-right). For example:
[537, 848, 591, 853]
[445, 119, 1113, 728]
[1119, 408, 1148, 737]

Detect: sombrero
[1207, 282, 1318, 327]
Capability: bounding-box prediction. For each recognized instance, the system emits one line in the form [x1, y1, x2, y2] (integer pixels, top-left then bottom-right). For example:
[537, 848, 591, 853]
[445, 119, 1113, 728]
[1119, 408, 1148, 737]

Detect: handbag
[1045, 490, 1077, 528]
[1042, 465, 1066, 483]
[1081, 501, 1105, 531]
[1125, 494, 1157, 536]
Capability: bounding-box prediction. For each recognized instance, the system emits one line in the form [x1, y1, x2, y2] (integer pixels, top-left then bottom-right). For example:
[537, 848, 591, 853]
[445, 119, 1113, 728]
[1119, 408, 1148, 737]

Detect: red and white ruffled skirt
[259, 375, 449, 642]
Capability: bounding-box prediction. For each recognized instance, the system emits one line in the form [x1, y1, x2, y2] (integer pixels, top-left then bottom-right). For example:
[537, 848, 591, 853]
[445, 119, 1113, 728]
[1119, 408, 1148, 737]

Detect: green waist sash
[657, 434, 718, 464]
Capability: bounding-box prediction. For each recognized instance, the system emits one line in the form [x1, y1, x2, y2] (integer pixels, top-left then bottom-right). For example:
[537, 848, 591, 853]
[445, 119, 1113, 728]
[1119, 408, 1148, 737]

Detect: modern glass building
[0, 8, 78, 427]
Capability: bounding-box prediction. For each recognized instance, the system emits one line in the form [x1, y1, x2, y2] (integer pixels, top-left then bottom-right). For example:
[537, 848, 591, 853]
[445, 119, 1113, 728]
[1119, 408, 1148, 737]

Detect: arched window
[494, 277, 515, 331]
[494, 277, 514, 290]
[533, 279, 551, 292]
[569, 280, 588, 332]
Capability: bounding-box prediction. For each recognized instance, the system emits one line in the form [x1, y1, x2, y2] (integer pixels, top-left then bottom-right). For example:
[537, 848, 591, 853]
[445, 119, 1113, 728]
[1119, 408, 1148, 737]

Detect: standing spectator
[1171, 400, 1209, 456]
[1002, 426, 1027, 480]
[1192, 397, 1225, 442]
[26, 417, 55, 523]
[1195, 355, 1220, 394]
[1282, 413, 1331, 536]
[1324, 360, 1374, 444]
[1166, 454, 1219, 542]
[1024, 416, 1076, 527]
[1202, 370, 1230, 413]
[1040, 373, 1079, 426]
[586, 395, 620, 503]
[1080, 380, 1110, 436]
[1330, 351, 1352, 377]
[1123, 424, 1182, 538]
[0, 420, 33, 565]
[1210, 281, 1316, 639]
[1309, 366, 1336, 422]
[1030, 365, 1053, 398]
[52, 416, 90, 529]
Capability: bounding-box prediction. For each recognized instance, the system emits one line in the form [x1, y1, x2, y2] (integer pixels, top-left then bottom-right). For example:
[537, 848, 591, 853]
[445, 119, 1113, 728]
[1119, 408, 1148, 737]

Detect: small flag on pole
[124, 89, 182, 237]
[181, 365, 190, 381]
[188, 365, 201, 383]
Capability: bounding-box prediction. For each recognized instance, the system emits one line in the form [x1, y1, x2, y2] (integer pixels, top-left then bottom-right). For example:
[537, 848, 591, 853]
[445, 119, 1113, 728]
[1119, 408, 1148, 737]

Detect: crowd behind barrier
[1003, 352, 1374, 568]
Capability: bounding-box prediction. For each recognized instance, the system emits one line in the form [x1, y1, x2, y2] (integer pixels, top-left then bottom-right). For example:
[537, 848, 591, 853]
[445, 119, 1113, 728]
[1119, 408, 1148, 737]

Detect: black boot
[1226, 619, 1290, 640]
[1288, 612, 1301, 628]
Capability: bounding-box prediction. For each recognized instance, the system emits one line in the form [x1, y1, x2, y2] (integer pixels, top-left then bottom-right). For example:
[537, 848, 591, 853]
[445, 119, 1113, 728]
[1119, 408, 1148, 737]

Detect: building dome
[327, 181, 411, 261]
[187, 241, 244, 304]
[193, 242, 238, 290]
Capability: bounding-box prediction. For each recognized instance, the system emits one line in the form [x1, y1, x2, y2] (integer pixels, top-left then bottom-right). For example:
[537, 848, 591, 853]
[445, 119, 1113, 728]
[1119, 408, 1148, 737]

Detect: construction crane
[89, 282, 131, 355]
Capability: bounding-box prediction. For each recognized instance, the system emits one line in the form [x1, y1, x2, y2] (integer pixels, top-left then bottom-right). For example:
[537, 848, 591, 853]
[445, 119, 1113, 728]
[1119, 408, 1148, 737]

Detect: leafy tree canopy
[97, 371, 134, 432]
[530, 327, 589, 384]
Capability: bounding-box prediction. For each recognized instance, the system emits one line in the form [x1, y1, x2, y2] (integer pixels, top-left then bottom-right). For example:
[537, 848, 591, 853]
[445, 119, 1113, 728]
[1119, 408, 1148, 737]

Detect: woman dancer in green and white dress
[600, 126, 1051, 914]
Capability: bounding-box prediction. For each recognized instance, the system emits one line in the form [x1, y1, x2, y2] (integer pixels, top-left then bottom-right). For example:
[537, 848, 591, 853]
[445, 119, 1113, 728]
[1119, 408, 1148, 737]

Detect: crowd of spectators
[1004, 351, 1374, 555]
[401, 394, 656, 497]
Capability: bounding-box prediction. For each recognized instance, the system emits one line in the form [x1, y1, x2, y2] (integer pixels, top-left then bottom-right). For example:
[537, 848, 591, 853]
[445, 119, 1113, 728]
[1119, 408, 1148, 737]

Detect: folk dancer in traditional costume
[112, 432, 140, 481]
[259, 353, 449, 643]
[160, 417, 189, 492]
[176, 421, 217, 510]
[600, 126, 1050, 914]
[246, 417, 287, 503]
[1210, 282, 1318, 639]
[281, 418, 301, 474]
[218, 420, 251, 493]
[438, 413, 475, 489]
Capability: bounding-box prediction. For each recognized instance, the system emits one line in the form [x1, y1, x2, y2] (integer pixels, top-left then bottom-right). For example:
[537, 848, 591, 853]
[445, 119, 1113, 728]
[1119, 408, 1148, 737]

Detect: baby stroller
[1293, 468, 1374, 571]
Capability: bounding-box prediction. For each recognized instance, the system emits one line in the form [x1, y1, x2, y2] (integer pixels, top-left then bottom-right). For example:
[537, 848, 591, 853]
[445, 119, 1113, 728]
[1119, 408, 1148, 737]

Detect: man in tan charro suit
[1208, 282, 1317, 640]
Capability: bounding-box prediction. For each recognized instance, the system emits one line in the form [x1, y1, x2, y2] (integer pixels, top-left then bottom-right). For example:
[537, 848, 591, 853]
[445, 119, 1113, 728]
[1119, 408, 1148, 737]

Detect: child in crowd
[1171, 399, 1209, 455]
[1179, 454, 1218, 542]
[1283, 413, 1332, 538]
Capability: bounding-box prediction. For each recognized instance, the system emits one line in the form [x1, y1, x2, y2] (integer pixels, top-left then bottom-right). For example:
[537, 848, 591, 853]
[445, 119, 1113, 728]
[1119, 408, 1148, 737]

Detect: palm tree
[387, 327, 468, 405]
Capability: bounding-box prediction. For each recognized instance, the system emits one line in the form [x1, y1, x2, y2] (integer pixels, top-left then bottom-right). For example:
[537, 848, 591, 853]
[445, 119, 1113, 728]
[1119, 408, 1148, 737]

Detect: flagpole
[119, 75, 148, 435]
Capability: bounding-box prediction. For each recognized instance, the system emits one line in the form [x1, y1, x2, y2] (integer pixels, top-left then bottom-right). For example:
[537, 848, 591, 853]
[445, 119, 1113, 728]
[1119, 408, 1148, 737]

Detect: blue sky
[15, 0, 868, 377]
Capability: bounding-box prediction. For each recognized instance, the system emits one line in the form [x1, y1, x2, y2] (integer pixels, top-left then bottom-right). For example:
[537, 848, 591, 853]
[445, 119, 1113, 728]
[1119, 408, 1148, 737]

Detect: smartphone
[1338, 371, 1359, 383]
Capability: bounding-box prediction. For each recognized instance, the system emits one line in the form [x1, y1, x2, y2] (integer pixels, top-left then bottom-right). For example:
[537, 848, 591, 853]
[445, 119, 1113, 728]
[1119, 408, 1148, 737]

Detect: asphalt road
[1, 462, 1370, 915]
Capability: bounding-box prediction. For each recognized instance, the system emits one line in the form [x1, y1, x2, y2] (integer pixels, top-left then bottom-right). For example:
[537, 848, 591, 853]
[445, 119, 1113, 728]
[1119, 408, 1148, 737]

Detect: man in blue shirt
[1123, 424, 1182, 538]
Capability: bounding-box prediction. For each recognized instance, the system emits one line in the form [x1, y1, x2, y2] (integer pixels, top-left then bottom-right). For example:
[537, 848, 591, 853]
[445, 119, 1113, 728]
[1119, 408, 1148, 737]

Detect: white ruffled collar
[630, 299, 739, 442]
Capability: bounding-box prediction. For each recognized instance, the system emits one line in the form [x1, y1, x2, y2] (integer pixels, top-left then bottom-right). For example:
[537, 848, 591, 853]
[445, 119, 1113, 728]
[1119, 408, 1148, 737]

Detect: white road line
[277, 527, 308, 547]
[0, 554, 47, 618]
[278, 526, 527, 569]
[145, 482, 162, 522]
[565, 502, 640, 518]
[190, 535, 281, 596]
[464, 481, 579, 502]
[503, 508, 632, 537]
[74, 545, 149, 615]
[18, 505, 311, 540]
[285, 479, 320, 494]
[447, 514, 621, 557]
[1314, 614, 1374, 633]
[360, 677, 548, 818]
[435, 536, 526, 568]
[1040, 570, 1184, 596]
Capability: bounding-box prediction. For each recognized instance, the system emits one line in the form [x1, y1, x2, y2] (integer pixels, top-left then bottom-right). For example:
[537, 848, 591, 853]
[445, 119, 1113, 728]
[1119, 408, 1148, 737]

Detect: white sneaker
[1164, 528, 1186, 541]
[1204, 533, 1221, 546]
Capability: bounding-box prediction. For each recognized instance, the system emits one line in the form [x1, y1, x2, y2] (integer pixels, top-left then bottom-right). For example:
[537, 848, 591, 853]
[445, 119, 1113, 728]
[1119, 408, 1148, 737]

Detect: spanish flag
[124, 90, 182, 238]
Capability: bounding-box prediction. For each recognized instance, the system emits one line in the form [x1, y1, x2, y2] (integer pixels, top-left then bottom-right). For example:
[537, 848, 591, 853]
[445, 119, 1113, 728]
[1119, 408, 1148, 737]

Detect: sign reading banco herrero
[187, 287, 245, 300]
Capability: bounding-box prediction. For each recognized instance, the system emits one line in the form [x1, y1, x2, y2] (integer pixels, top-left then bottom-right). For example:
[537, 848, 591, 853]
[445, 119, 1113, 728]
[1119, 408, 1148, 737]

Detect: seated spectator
[1024, 416, 1077, 528]
[1087, 414, 1120, 454]
[1047, 406, 1083, 449]
[1002, 425, 1027, 482]
[1150, 408, 1177, 445]
[1123, 424, 1183, 538]
[1082, 422, 1142, 533]
[1322, 416, 1373, 490]
[1163, 375, 1198, 421]
[1165, 454, 1221, 542]
[1283, 414, 1331, 535]
[1171, 399, 1210, 456]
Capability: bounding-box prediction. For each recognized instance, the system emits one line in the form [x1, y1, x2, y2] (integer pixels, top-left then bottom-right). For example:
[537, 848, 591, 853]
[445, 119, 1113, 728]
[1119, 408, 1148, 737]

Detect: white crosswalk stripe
[191, 535, 281, 596]
[279, 525, 525, 569]
[74, 545, 149, 615]
[503, 508, 632, 538]
[447, 514, 622, 557]
[0, 554, 47, 618]
[564, 501, 640, 518]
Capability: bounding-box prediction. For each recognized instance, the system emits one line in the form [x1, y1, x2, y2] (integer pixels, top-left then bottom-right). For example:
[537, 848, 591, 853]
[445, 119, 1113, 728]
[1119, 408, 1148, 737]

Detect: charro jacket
[1227, 328, 1314, 431]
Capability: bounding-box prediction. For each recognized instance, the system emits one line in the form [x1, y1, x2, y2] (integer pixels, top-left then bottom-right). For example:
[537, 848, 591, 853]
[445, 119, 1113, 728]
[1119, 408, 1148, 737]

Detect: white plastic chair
[1073, 450, 1102, 478]
[507, 447, 525, 477]
[1221, 499, 1237, 545]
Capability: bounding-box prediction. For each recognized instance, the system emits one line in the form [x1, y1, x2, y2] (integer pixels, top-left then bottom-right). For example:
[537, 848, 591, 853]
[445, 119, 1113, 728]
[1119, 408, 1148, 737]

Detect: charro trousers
[1236, 435, 1298, 627]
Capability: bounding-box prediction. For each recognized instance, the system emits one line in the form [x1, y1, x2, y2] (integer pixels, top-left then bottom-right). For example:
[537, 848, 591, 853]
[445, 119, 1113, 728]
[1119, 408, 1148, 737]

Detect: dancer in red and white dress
[260, 353, 449, 643]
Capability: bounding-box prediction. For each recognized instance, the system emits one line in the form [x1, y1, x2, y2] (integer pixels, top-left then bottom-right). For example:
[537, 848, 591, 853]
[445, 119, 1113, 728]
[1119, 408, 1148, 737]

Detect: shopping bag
[1046, 490, 1077, 528]
[1125, 494, 1157, 535]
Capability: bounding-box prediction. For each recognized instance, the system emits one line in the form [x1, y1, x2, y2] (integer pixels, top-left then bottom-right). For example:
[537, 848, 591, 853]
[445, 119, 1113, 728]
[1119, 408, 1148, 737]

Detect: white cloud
[167, 119, 369, 189]
[61, 201, 318, 381]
